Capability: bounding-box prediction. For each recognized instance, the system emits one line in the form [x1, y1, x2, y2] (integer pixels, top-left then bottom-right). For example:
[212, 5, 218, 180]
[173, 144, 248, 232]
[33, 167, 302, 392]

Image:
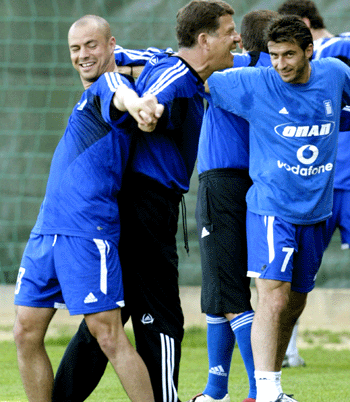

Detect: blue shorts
[324, 189, 350, 249]
[246, 211, 326, 293]
[14, 234, 124, 315]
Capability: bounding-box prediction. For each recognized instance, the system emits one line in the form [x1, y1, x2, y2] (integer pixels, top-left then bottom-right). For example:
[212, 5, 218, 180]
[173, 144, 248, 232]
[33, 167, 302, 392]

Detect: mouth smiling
[80, 61, 95, 70]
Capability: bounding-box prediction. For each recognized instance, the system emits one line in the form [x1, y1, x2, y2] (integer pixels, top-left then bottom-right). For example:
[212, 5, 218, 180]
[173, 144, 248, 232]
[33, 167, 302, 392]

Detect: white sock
[286, 319, 299, 357]
[255, 370, 282, 402]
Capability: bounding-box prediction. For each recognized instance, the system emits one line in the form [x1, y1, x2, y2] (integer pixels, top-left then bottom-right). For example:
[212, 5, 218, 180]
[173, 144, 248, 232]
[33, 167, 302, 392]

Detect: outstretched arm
[113, 84, 164, 132]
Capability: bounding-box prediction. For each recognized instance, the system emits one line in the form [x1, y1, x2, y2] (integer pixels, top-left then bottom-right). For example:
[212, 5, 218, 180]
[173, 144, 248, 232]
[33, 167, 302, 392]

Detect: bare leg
[85, 308, 154, 402]
[13, 306, 56, 402]
[251, 279, 307, 372]
[278, 291, 307, 367]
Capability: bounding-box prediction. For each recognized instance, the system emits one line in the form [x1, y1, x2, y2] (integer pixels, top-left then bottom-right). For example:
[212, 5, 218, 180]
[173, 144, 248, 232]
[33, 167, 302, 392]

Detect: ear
[302, 17, 311, 29]
[305, 42, 313, 59]
[197, 32, 210, 50]
[109, 36, 117, 52]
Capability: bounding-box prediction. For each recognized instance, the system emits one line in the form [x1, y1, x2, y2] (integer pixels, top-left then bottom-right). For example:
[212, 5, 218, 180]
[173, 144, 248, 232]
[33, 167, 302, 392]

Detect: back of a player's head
[176, 0, 234, 48]
[241, 10, 280, 53]
[277, 0, 326, 30]
[265, 15, 313, 51]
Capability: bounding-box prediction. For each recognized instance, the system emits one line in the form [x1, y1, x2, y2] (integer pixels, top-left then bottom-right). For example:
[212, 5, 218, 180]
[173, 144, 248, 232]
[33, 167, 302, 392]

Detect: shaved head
[69, 15, 112, 42]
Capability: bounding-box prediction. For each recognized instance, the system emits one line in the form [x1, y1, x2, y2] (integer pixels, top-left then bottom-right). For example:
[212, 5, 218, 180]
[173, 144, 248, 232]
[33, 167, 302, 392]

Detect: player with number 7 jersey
[208, 15, 350, 402]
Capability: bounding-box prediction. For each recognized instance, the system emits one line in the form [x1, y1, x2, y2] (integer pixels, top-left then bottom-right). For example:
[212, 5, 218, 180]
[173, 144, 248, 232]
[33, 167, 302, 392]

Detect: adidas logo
[209, 365, 227, 377]
[201, 227, 210, 238]
[141, 313, 154, 325]
[84, 292, 98, 304]
[279, 107, 289, 114]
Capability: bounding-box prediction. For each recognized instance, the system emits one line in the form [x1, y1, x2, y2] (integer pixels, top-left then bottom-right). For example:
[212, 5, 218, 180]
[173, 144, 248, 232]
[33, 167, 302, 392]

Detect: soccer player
[207, 15, 350, 402]
[52, 1, 240, 401]
[13, 15, 163, 402]
[191, 10, 278, 402]
[277, 0, 350, 368]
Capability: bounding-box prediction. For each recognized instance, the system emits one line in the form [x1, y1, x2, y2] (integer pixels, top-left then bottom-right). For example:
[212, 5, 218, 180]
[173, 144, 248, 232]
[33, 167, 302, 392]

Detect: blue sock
[203, 314, 235, 399]
[230, 310, 257, 399]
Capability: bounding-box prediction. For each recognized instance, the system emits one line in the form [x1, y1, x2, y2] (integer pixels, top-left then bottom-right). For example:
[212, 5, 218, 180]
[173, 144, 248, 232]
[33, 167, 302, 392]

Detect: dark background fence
[1, 0, 349, 286]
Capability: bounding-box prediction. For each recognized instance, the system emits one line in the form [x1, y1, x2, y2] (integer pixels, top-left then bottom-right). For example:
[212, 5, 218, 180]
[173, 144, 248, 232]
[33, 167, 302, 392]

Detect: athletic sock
[286, 319, 300, 358]
[255, 370, 282, 402]
[203, 314, 235, 399]
[230, 310, 257, 400]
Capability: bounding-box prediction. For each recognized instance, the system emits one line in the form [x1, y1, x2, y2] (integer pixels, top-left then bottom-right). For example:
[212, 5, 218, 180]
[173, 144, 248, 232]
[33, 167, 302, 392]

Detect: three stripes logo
[84, 292, 98, 304]
[209, 365, 228, 377]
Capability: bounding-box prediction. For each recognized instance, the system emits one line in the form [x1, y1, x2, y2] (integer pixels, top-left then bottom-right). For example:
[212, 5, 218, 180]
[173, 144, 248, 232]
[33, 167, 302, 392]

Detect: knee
[13, 319, 42, 351]
[258, 285, 290, 317]
[85, 314, 128, 357]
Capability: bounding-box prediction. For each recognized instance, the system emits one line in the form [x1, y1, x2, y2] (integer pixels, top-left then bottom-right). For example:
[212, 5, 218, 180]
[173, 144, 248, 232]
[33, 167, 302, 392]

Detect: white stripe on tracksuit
[160, 333, 178, 402]
[104, 72, 124, 92]
[114, 45, 168, 61]
[144, 60, 189, 97]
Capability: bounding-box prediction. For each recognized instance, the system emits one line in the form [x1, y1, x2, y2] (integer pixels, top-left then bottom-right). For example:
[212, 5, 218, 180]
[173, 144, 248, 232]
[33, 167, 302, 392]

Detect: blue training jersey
[208, 57, 350, 225]
[197, 51, 271, 174]
[131, 52, 209, 193]
[32, 73, 134, 240]
[313, 34, 350, 191]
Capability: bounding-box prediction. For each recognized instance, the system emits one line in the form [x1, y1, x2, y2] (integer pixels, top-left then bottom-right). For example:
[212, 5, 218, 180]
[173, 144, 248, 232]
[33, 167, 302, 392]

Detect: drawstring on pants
[181, 195, 189, 255]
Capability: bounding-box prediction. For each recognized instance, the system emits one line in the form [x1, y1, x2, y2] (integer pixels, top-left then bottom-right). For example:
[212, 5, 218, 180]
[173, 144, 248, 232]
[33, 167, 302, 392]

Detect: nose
[230, 31, 240, 49]
[276, 56, 287, 70]
[78, 46, 89, 60]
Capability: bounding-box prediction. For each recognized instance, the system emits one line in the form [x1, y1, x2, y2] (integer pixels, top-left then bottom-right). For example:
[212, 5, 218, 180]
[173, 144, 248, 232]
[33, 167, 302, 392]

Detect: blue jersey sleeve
[92, 72, 135, 125]
[314, 37, 350, 60]
[335, 58, 350, 105]
[208, 67, 263, 120]
[114, 45, 174, 66]
[141, 58, 197, 104]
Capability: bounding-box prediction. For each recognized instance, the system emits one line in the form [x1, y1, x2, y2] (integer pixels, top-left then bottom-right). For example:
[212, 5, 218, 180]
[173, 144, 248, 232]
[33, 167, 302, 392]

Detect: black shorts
[118, 172, 184, 342]
[195, 168, 253, 315]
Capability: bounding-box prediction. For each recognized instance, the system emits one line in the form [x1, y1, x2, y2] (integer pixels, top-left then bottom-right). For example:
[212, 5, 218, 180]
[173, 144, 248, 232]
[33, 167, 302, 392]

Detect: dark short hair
[176, 0, 234, 48]
[277, 0, 326, 30]
[241, 10, 280, 53]
[265, 15, 313, 51]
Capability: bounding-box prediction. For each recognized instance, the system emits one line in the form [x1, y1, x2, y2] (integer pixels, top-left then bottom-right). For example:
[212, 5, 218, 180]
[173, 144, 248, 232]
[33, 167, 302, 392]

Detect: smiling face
[208, 14, 240, 71]
[68, 20, 116, 89]
[268, 40, 313, 84]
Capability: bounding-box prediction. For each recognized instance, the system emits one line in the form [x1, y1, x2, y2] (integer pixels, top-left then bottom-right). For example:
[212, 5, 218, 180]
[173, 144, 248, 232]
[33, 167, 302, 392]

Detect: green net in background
[1, 0, 350, 286]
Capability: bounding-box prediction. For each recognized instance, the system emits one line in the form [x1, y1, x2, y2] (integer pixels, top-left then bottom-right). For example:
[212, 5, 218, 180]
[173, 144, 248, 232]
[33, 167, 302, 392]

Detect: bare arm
[113, 84, 164, 132]
[117, 66, 145, 80]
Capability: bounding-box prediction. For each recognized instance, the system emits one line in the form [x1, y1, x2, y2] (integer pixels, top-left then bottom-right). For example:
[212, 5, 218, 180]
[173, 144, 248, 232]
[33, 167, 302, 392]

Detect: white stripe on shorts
[265, 216, 275, 263]
[93, 239, 109, 295]
[160, 333, 177, 402]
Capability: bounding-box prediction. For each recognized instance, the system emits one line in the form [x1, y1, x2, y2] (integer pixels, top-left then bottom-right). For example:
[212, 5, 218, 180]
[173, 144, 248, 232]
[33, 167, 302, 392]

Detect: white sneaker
[187, 394, 230, 402]
[274, 393, 298, 401]
[282, 354, 306, 368]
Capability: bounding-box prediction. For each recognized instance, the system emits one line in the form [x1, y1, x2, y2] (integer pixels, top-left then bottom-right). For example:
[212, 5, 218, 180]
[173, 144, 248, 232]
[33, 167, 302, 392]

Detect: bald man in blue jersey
[52, 2, 241, 401]
[208, 15, 350, 402]
[13, 15, 163, 402]
[278, 0, 350, 369]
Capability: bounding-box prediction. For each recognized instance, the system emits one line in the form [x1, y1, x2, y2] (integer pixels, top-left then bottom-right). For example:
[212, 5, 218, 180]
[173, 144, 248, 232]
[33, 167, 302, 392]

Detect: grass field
[1, 327, 350, 401]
